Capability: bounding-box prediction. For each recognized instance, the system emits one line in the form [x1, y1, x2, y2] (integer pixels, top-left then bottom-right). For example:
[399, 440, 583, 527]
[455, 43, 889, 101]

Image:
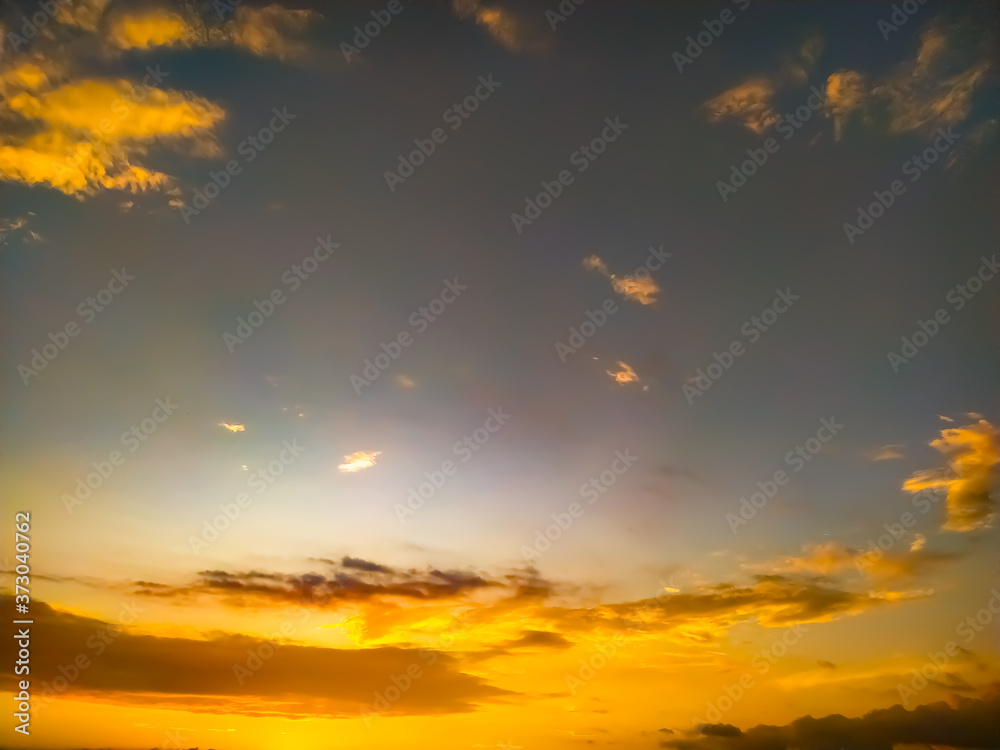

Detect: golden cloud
[0, 3, 318, 197]
[827, 22, 993, 138]
[903, 419, 998, 532]
[607, 361, 639, 385]
[130, 560, 926, 656]
[218, 423, 245, 433]
[0, 130, 171, 194]
[9, 595, 510, 718]
[583, 254, 661, 305]
[8, 79, 225, 141]
[106, 8, 200, 50]
[99, 3, 319, 58]
[0, 56, 224, 195]
[702, 35, 822, 134]
[610, 275, 660, 305]
[755, 540, 957, 585]
[224, 5, 320, 60]
[339, 451, 381, 473]
[825, 70, 867, 141]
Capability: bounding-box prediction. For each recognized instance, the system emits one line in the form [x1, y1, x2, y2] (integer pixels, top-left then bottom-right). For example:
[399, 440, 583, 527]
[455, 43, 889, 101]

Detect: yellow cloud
[0, 130, 170, 194]
[218, 423, 245, 433]
[607, 361, 639, 385]
[106, 8, 199, 50]
[0, 74, 224, 195]
[903, 419, 998, 532]
[339, 451, 381, 473]
[8, 79, 225, 141]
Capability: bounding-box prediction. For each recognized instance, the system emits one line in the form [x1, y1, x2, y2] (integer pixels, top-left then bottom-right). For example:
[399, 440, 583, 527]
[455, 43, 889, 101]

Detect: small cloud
[396, 374, 417, 389]
[870, 444, 904, 461]
[583, 254, 660, 305]
[341, 556, 393, 573]
[0, 214, 39, 246]
[702, 34, 822, 134]
[702, 78, 779, 134]
[607, 361, 639, 385]
[582, 254, 609, 275]
[218, 423, 245, 433]
[909, 533, 926, 552]
[339, 451, 380, 473]
[224, 5, 321, 61]
[106, 8, 200, 50]
[450, 0, 544, 54]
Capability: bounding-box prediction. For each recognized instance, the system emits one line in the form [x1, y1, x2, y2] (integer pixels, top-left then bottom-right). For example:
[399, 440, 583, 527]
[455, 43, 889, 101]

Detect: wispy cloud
[583, 254, 660, 305]
[702, 34, 822, 134]
[825, 21, 994, 140]
[869, 444, 904, 461]
[449, 0, 545, 54]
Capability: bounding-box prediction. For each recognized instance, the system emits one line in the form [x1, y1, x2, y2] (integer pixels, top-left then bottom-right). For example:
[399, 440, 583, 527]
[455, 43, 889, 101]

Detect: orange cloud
[826, 22, 993, 139]
[903, 419, 998, 532]
[825, 70, 867, 141]
[607, 361, 639, 385]
[218, 423, 245, 433]
[583, 254, 660, 305]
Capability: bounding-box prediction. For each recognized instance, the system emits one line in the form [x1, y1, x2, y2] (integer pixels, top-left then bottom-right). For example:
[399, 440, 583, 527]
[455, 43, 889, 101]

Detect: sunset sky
[1, 1, 999, 749]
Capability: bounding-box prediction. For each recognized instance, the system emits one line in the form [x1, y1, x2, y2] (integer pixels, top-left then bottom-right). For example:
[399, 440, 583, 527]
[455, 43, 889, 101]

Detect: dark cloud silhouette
[341, 556, 394, 573]
[508, 630, 573, 650]
[663, 691, 1000, 750]
[1, 595, 510, 718]
[133, 565, 500, 606]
